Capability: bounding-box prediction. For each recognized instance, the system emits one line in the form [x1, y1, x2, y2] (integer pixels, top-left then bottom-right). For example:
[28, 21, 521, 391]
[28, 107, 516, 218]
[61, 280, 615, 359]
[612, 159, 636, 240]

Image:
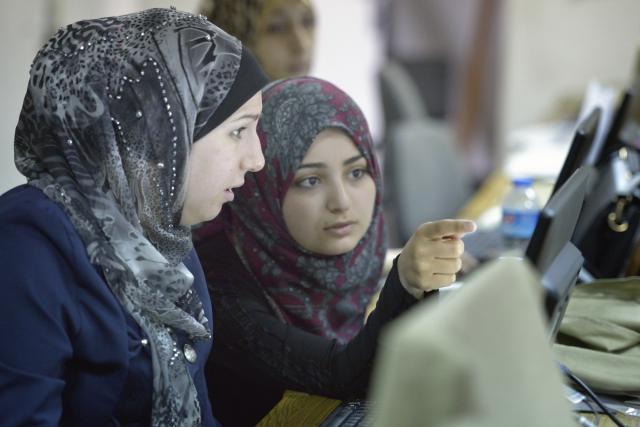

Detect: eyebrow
[231, 113, 261, 123]
[298, 154, 365, 170]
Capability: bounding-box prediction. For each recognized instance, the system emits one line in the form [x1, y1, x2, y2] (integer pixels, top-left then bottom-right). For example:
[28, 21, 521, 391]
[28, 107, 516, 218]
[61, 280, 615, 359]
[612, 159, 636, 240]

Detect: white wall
[0, 0, 199, 195]
[499, 0, 640, 152]
[0, 0, 382, 194]
[5, 1, 635, 193]
[310, 0, 384, 141]
[0, 0, 48, 192]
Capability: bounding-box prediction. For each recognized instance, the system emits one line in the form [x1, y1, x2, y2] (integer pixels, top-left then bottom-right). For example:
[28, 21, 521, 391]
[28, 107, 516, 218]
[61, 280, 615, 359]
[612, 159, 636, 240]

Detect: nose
[289, 23, 312, 54]
[241, 134, 265, 172]
[326, 179, 351, 213]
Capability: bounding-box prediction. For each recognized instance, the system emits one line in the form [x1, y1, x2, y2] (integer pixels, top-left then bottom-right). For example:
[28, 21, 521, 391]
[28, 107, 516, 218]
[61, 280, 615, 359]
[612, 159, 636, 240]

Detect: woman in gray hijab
[0, 7, 267, 427]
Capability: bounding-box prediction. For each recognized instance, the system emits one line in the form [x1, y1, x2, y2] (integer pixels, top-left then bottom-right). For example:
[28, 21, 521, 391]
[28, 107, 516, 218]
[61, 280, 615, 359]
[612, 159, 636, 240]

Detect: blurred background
[1, 0, 639, 245]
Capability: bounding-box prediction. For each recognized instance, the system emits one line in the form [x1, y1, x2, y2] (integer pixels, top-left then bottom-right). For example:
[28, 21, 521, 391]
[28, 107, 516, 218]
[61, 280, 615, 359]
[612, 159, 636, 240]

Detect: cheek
[185, 164, 207, 208]
[356, 178, 377, 221]
[257, 39, 288, 63]
[190, 157, 212, 189]
[186, 150, 226, 200]
[284, 194, 309, 220]
[283, 193, 320, 237]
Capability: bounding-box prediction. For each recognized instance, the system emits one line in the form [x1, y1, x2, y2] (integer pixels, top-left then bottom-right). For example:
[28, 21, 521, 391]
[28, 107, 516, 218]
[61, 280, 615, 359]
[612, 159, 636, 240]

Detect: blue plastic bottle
[501, 177, 540, 246]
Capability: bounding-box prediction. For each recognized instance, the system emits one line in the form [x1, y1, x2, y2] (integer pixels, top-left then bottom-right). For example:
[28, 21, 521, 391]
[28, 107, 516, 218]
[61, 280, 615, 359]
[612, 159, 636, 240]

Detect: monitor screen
[551, 108, 600, 196]
[525, 167, 589, 338]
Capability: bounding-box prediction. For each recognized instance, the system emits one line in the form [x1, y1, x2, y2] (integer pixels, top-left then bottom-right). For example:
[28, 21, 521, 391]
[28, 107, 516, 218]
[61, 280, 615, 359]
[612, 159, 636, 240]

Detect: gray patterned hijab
[14, 8, 266, 426]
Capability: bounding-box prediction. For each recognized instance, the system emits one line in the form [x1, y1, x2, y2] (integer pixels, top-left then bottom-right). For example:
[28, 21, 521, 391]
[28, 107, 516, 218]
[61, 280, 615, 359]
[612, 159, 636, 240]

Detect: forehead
[301, 128, 360, 163]
[261, 0, 313, 17]
[227, 92, 263, 120]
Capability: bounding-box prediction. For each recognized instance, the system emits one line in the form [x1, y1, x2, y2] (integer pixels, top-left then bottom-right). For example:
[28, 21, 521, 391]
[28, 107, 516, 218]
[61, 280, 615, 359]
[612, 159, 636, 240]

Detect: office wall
[0, 0, 198, 195]
[0, 0, 381, 195]
[311, 0, 384, 142]
[498, 0, 640, 152]
[2, 1, 637, 194]
[0, 0, 48, 192]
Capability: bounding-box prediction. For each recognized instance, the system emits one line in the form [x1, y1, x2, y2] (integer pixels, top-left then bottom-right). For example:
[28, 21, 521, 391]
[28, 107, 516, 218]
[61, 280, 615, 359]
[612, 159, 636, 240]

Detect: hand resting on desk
[397, 219, 477, 298]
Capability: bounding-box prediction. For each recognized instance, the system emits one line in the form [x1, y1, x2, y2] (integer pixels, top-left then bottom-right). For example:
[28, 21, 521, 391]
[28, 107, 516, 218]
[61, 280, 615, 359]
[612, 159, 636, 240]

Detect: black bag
[574, 145, 640, 278]
[573, 89, 640, 278]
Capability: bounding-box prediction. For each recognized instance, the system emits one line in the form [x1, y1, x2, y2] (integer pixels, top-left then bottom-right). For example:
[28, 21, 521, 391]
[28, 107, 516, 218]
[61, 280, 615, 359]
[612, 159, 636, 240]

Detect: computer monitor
[368, 257, 576, 427]
[551, 108, 600, 196]
[525, 167, 589, 339]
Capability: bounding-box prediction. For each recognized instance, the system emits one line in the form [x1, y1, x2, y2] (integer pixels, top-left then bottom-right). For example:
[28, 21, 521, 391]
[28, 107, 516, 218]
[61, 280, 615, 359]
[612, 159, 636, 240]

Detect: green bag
[553, 277, 640, 396]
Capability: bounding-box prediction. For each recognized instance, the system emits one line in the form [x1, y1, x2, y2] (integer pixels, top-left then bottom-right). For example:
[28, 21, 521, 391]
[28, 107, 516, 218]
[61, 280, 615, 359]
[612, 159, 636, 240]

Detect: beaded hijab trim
[15, 8, 243, 426]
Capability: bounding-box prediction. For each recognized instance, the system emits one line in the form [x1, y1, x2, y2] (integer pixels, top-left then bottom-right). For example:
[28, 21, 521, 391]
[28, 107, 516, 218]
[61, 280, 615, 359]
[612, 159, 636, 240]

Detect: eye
[348, 167, 369, 180]
[296, 176, 320, 188]
[302, 14, 315, 30]
[230, 127, 247, 140]
[265, 21, 287, 34]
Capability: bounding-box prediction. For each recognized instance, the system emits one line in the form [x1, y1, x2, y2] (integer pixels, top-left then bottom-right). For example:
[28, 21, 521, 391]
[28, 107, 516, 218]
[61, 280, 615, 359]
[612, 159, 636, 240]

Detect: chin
[207, 206, 223, 221]
[316, 239, 359, 256]
[198, 204, 222, 225]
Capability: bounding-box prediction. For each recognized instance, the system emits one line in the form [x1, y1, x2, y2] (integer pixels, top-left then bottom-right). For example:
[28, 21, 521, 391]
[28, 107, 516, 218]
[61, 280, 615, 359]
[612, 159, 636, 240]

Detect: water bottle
[501, 177, 541, 248]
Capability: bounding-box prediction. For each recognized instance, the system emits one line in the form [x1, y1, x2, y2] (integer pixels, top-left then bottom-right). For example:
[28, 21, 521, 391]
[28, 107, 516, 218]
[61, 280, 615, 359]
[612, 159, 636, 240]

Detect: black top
[199, 234, 430, 426]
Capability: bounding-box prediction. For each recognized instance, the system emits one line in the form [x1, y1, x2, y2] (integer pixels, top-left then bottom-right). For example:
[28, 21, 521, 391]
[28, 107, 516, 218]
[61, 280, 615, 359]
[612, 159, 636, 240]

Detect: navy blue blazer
[0, 185, 217, 427]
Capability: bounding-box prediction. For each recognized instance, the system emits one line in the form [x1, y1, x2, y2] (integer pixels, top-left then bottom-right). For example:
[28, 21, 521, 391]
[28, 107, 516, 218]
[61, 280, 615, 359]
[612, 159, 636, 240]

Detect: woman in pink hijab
[196, 77, 475, 425]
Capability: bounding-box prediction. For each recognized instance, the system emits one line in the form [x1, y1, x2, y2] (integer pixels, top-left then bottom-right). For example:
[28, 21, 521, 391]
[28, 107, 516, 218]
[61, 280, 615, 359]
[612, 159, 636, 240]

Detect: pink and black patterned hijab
[226, 77, 387, 342]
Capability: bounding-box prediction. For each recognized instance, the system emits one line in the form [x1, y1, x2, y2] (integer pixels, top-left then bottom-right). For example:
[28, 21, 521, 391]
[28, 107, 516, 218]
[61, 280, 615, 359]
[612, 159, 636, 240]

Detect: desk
[457, 171, 512, 221]
[456, 170, 554, 226]
[256, 391, 341, 427]
[258, 392, 640, 426]
[257, 172, 640, 427]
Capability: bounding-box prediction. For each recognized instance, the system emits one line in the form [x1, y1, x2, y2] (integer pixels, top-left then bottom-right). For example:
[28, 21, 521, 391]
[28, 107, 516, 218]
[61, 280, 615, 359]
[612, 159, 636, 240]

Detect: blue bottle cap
[512, 177, 533, 187]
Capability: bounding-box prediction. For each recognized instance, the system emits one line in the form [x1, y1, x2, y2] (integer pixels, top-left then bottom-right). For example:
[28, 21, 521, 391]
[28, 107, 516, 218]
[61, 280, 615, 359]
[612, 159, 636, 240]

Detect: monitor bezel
[551, 108, 600, 196]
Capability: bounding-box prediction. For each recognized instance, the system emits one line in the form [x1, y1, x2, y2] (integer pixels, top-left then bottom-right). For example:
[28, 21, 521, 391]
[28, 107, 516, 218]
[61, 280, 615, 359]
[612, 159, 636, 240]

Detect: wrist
[397, 262, 426, 300]
[405, 285, 425, 300]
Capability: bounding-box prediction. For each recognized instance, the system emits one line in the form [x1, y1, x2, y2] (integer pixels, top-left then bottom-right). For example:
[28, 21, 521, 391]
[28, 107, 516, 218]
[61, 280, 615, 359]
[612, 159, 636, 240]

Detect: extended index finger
[419, 219, 477, 240]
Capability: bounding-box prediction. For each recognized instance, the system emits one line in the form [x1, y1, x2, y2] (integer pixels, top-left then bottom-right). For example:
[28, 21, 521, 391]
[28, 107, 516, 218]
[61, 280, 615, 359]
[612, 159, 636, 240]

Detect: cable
[566, 383, 600, 424]
[575, 415, 597, 427]
[564, 367, 625, 427]
[558, 363, 626, 427]
[582, 396, 600, 426]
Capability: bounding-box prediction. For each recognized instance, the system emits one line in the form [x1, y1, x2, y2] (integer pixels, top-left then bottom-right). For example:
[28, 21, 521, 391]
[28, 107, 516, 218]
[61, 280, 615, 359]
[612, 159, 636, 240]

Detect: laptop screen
[551, 108, 600, 196]
[525, 167, 589, 338]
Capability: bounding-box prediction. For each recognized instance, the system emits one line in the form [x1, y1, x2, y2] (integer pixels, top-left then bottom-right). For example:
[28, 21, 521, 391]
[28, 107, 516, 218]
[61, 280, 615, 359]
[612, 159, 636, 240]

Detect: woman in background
[196, 76, 475, 425]
[0, 8, 267, 426]
[201, 0, 316, 80]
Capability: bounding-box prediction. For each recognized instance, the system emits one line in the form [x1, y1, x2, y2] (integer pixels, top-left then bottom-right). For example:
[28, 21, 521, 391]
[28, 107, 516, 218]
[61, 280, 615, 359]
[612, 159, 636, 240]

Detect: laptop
[524, 167, 589, 340]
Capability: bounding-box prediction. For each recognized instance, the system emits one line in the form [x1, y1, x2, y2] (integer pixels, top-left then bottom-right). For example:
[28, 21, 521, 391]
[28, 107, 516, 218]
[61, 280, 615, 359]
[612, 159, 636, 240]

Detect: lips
[289, 61, 309, 75]
[325, 221, 355, 229]
[324, 221, 356, 237]
[223, 181, 244, 202]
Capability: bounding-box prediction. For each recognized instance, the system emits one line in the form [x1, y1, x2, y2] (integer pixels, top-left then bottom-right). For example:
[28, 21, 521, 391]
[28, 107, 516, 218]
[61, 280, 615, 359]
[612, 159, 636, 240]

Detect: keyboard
[463, 228, 529, 262]
[320, 399, 373, 427]
[462, 228, 507, 261]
